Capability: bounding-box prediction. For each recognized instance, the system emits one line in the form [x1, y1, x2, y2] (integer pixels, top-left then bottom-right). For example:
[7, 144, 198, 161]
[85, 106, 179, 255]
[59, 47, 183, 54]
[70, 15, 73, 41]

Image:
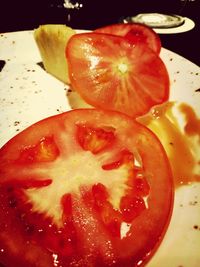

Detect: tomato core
[118, 62, 128, 74]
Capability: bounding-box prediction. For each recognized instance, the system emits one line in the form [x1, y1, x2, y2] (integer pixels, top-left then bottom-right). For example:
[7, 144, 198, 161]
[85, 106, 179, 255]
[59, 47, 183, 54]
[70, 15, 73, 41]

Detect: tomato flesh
[95, 23, 162, 54]
[0, 109, 173, 267]
[17, 136, 60, 163]
[76, 124, 115, 154]
[66, 33, 169, 118]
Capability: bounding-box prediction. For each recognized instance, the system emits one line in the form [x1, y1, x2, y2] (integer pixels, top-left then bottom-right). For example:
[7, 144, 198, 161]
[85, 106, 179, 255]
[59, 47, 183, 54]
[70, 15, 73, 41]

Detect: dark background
[0, 0, 200, 66]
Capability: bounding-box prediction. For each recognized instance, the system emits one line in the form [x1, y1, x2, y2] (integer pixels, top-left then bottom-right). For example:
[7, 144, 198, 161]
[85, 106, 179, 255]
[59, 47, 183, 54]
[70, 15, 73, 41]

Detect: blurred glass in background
[0, 0, 199, 31]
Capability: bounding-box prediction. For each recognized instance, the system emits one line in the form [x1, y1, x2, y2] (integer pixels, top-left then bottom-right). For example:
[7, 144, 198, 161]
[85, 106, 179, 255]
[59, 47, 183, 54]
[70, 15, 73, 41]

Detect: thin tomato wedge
[95, 23, 162, 54]
[0, 109, 173, 267]
[66, 32, 169, 118]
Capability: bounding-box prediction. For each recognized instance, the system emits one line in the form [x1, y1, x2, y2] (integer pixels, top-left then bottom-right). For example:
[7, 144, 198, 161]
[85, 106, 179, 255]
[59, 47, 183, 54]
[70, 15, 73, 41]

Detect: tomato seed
[76, 124, 115, 154]
[8, 197, 18, 208]
[25, 224, 35, 235]
[120, 195, 146, 223]
[134, 178, 150, 197]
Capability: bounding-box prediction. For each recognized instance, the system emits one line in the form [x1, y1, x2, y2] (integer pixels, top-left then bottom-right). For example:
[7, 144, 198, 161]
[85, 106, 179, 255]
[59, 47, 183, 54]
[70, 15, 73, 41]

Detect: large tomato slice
[66, 32, 169, 118]
[95, 23, 162, 54]
[0, 109, 173, 267]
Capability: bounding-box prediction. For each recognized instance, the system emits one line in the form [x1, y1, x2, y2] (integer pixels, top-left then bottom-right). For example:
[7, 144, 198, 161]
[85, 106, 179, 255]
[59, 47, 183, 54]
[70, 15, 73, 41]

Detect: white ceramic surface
[154, 17, 195, 34]
[0, 30, 200, 267]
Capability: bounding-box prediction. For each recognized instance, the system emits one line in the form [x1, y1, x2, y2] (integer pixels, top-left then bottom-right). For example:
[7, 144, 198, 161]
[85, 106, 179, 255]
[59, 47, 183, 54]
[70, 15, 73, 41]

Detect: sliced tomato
[0, 109, 173, 267]
[95, 23, 162, 55]
[66, 32, 169, 118]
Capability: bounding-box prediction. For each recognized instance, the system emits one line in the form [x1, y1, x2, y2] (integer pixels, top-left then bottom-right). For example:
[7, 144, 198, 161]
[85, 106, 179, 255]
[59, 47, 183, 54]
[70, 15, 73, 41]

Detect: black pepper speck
[14, 121, 20, 126]
[189, 201, 198, 206]
[0, 60, 6, 72]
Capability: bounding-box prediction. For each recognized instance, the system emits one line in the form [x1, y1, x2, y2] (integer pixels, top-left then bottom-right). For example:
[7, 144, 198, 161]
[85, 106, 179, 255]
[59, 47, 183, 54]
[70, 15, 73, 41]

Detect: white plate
[0, 30, 200, 267]
[124, 13, 195, 34]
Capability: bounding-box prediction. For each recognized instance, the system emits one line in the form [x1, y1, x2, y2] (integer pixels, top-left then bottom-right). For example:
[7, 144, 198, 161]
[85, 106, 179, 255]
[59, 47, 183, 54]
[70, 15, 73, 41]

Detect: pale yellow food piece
[67, 88, 92, 109]
[34, 24, 75, 84]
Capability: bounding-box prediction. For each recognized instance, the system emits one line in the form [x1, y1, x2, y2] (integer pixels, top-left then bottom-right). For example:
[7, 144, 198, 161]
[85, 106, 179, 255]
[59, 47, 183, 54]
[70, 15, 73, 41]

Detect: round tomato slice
[66, 32, 169, 118]
[0, 109, 173, 267]
[95, 23, 162, 55]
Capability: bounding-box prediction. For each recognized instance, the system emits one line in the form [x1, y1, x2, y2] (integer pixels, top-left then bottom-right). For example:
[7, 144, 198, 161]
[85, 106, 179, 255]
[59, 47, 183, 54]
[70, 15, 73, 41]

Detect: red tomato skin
[95, 23, 162, 54]
[0, 109, 174, 267]
[66, 33, 169, 118]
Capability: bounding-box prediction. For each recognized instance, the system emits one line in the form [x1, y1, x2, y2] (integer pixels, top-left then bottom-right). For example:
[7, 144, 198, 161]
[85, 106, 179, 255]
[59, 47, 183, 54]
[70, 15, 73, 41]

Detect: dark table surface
[1, 0, 200, 66]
